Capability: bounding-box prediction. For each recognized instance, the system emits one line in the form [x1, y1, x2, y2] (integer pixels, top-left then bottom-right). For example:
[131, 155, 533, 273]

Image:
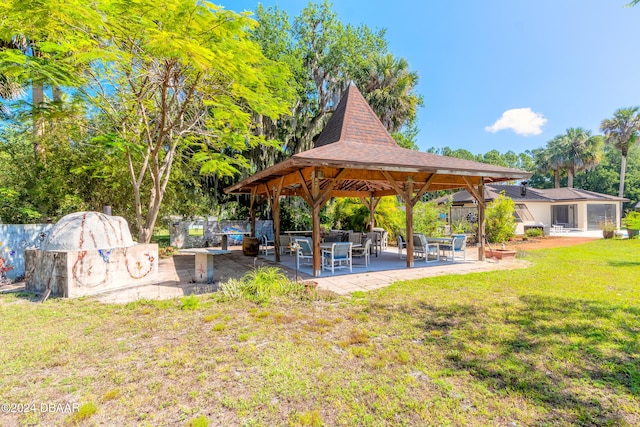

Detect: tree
[536, 135, 568, 188]
[0, 0, 94, 162]
[600, 107, 640, 198]
[1, 0, 294, 241]
[413, 200, 450, 237]
[248, 1, 421, 169]
[357, 54, 422, 134]
[93, 1, 294, 242]
[559, 127, 603, 188]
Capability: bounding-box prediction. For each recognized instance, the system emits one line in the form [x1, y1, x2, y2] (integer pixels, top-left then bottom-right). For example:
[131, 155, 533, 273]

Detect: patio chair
[381, 230, 389, 250]
[295, 238, 314, 269]
[348, 232, 362, 245]
[279, 235, 292, 256]
[413, 234, 439, 263]
[321, 242, 352, 274]
[352, 238, 371, 267]
[397, 235, 406, 259]
[261, 234, 274, 255]
[439, 234, 467, 262]
[373, 227, 388, 250]
[365, 232, 380, 257]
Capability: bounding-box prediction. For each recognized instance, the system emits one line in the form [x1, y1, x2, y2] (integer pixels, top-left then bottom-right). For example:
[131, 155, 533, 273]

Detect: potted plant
[599, 221, 617, 239]
[622, 211, 640, 239]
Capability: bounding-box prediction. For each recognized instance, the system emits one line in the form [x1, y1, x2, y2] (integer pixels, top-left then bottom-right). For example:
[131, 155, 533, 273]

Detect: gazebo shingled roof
[227, 84, 530, 197]
[225, 83, 531, 276]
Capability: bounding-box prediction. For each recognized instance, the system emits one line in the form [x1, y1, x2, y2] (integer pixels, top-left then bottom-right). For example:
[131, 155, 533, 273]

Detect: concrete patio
[86, 244, 526, 303]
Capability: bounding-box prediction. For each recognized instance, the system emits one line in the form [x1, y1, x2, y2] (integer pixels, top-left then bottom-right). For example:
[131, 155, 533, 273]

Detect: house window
[514, 204, 534, 222]
[587, 204, 616, 231]
[552, 204, 577, 227]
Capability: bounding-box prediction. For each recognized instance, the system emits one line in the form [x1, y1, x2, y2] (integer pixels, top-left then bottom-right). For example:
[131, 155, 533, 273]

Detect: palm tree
[358, 54, 421, 134]
[561, 127, 603, 188]
[536, 136, 567, 188]
[600, 107, 640, 198]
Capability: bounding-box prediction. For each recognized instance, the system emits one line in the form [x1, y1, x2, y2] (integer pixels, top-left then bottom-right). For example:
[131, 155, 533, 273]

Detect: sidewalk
[93, 246, 527, 302]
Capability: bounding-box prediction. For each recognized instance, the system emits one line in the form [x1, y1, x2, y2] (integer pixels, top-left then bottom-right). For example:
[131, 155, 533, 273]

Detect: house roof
[226, 84, 531, 197]
[444, 184, 629, 204]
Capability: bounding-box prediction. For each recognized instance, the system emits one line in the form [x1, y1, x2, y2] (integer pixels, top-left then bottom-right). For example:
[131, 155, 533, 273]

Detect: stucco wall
[0, 224, 54, 281]
[25, 244, 158, 297]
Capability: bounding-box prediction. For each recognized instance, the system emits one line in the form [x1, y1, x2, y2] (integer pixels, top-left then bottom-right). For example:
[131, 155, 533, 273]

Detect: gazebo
[225, 84, 531, 276]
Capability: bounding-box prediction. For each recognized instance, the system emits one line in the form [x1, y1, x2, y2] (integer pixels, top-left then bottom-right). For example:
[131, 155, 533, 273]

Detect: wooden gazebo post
[463, 177, 487, 261]
[249, 187, 257, 238]
[311, 168, 322, 277]
[477, 180, 486, 261]
[360, 194, 379, 232]
[266, 177, 284, 262]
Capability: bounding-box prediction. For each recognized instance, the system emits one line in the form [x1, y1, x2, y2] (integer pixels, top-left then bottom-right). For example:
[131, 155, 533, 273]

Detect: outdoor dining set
[259, 229, 468, 275]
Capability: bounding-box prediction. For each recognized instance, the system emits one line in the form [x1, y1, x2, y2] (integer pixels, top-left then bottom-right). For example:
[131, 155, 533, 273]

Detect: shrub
[622, 211, 640, 230]
[414, 200, 450, 236]
[485, 192, 516, 243]
[525, 227, 544, 238]
[329, 196, 405, 239]
[219, 266, 305, 303]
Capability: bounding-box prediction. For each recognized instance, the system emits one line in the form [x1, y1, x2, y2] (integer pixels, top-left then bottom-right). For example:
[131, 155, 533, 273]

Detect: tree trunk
[619, 154, 627, 198]
[567, 169, 574, 188]
[554, 169, 560, 188]
[32, 84, 45, 163]
[52, 86, 63, 102]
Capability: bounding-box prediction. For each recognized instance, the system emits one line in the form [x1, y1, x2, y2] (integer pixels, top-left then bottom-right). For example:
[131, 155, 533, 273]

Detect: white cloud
[485, 108, 547, 136]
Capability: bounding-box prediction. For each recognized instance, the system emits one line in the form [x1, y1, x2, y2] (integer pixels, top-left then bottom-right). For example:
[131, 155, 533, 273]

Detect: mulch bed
[503, 235, 600, 251]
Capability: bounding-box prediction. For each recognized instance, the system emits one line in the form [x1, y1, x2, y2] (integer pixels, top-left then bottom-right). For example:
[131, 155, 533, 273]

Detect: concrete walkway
[308, 256, 525, 294]
[90, 246, 527, 303]
[1, 245, 528, 303]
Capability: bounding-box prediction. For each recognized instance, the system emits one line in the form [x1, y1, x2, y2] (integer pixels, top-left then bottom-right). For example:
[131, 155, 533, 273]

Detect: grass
[1, 239, 639, 426]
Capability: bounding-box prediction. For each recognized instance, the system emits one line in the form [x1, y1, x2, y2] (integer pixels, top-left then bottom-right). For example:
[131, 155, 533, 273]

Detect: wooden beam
[369, 195, 379, 231]
[411, 173, 436, 205]
[296, 170, 313, 207]
[463, 176, 486, 209]
[382, 171, 408, 200]
[359, 197, 370, 210]
[249, 187, 257, 237]
[272, 176, 284, 263]
[405, 178, 415, 268]
[477, 180, 486, 261]
[315, 168, 347, 208]
[327, 189, 398, 198]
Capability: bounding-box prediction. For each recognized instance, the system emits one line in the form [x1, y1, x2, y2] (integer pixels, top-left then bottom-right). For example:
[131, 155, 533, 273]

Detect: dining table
[425, 237, 455, 261]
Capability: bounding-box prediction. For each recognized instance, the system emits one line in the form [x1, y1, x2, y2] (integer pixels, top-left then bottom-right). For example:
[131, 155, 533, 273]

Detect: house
[443, 184, 628, 234]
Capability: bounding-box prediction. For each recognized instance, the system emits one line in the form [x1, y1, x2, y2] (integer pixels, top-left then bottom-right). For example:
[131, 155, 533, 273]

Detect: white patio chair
[261, 234, 274, 255]
[295, 238, 313, 269]
[321, 242, 352, 274]
[413, 234, 439, 263]
[439, 234, 467, 262]
[352, 238, 371, 267]
[381, 230, 389, 250]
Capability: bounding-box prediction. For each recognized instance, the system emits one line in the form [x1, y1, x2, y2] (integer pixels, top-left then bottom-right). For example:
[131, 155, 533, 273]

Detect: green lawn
[1, 240, 639, 426]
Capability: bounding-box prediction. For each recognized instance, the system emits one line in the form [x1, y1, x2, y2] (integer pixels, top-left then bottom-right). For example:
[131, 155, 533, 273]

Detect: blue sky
[228, 1, 640, 156]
